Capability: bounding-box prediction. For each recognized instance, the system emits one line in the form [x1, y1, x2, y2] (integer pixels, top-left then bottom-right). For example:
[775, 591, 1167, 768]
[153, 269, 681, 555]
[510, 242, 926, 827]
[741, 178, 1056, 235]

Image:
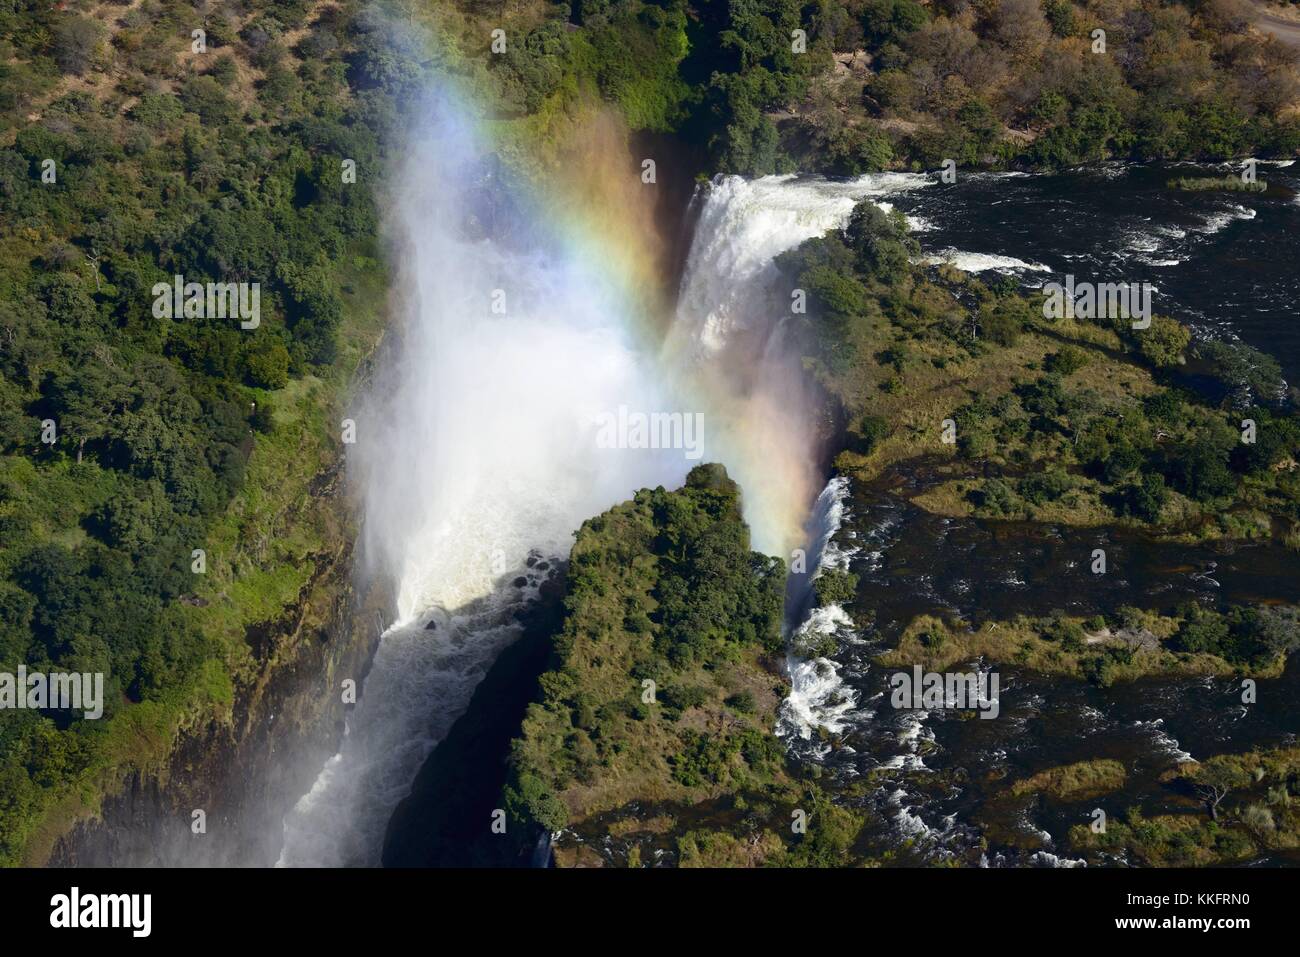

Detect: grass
[832, 311, 1148, 485]
[874, 613, 1258, 683]
[1167, 176, 1267, 193]
[1067, 747, 1300, 868]
[1010, 759, 1127, 800]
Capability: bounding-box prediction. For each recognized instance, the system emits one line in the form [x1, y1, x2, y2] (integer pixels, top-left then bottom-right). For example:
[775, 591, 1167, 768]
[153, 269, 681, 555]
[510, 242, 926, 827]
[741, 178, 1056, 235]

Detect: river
[277, 153, 1298, 866]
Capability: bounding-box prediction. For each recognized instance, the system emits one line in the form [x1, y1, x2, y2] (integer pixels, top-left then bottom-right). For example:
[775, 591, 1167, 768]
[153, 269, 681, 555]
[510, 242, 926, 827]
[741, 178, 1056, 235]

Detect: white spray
[277, 96, 929, 862]
[665, 172, 930, 554]
[276, 91, 688, 866]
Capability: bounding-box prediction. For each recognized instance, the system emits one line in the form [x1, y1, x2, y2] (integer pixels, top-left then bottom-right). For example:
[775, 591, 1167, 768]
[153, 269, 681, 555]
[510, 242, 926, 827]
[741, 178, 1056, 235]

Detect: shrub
[1045, 346, 1089, 375]
[813, 568, 858, 607]
[857, 414, 890, 454]
[725, 691, 756, 714]
[54, 17, 104, 76]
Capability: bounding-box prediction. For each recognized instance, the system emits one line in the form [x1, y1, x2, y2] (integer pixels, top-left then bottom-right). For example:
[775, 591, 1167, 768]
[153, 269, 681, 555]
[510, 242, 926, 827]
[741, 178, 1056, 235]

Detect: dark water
[888, 162, 1300, 384]
[853, 483, 1300, 638]
[788, 164, 1300, 866]
[789, 478, 1300, 867]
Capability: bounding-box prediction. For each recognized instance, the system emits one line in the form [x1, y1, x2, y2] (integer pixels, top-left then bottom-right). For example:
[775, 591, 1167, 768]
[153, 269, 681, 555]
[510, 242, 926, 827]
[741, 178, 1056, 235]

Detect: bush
[1112, 473, 1168, 523]
[1163, 439, 1236, 502]
[503, 771, 568, 833]
[857, 414, 890, 454]
[725, 691, 756, 714]
[180, 76, 239, 125]
[246, 341, 290, 390]
[813, 568, 859, 606]
[54, 17, 104, 76]
[1045, 346, 1089, 375]
[1042, 616, 1085, 652]
[1131, 316, 1190, 368]
[1241, 804, 1275, 835]
[130, 93, 183, 132]
[1171, 606, 1230, 655]
[671, 730, 738, 787]
[1018, 468, 1074, 506]
[970, 477, 1018, 515]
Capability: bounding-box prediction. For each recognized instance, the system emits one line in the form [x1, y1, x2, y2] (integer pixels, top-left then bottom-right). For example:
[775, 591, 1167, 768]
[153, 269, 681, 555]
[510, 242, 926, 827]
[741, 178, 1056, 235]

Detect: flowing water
[782, 471, 1300, 866]
[887, 161, 1300, 383]
[771, 161, 1300, 865]
[276, 93, 691, 865]
[279, 142, 1299, 865]
[274, 109, 894, 865]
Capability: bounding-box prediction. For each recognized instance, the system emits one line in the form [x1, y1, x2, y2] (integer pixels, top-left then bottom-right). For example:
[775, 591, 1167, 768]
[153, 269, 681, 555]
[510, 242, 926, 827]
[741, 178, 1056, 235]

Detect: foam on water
[778, 476, 862, 744]
[278, 147, 928, 865]
[921, 248, 1052, 274]
[666, 174, 930, 553]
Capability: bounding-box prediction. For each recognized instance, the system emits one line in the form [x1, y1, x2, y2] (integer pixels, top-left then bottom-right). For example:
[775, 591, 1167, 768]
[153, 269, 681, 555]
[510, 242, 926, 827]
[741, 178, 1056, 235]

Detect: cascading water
[666, 173, 934, 748]
[664, 172, 931, 555]
[276, 92, 690, 866]
[274, 98, 930, 863]
[778, 476, 862, 750]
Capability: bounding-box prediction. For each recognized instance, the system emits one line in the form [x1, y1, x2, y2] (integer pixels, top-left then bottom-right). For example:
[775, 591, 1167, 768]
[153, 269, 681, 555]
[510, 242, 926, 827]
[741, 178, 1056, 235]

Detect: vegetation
[493, 465, 871, 866]
[5, 0, 1299, 868]
[876, 606, 1292, 686]
[422, 0, 1300, 174]
[1009, 759, 1127, 799]
[0, 0, 391, 864]
[1167, 175, 1268, 192]
[772, 196, 1300, 548]
[1070, 747, 1300, 866]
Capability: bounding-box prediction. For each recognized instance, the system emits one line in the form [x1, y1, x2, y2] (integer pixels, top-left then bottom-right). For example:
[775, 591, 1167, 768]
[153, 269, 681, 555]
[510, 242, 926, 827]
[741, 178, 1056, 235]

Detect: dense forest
[0, 0, 392, 864]
[457, 0, 1300, 172]
[2, 0, 1299, 865]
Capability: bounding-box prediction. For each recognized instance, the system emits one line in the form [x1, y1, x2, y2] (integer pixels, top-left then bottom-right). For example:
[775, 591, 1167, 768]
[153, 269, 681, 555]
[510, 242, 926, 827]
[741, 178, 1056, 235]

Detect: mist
[275, 89, 690, 865]
[274, 76, 916, 864]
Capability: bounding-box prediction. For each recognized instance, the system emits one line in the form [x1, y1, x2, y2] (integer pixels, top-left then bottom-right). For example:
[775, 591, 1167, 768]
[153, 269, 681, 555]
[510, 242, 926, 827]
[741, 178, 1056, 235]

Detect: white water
[276, 137, 922, 863]
[665, 172, 930, 553]
[920, 249, 1051, 274]
[276, 94, 688, 866]
[778, 476, 861, 746]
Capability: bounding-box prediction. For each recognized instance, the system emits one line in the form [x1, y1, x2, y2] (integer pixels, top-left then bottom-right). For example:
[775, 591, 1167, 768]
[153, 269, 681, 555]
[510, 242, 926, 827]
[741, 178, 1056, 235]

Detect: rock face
[381, 568, 567, 868]
[46, 466, 389, 868]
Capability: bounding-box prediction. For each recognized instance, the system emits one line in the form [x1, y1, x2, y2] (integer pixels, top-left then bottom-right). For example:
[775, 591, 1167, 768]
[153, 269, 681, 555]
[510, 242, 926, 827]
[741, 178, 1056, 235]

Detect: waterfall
[778, 475, 861, 748]
[664, 172, 930, 555]
[275, 91, 689, 866]
[274, 103, 927, 863]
